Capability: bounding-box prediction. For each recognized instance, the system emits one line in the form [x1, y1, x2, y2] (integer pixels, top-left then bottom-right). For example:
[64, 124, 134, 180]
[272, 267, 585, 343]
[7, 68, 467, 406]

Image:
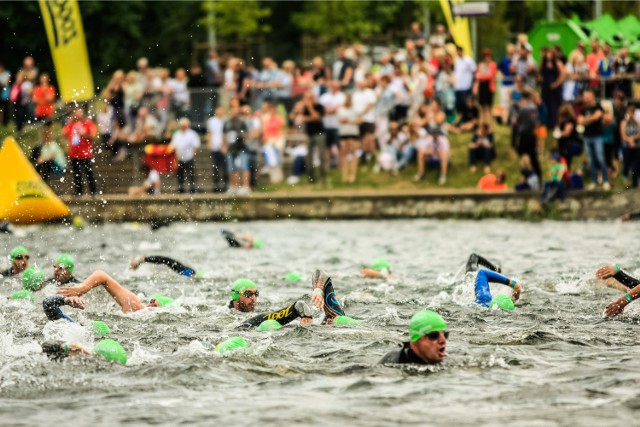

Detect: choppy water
[1, 220, 640, 426]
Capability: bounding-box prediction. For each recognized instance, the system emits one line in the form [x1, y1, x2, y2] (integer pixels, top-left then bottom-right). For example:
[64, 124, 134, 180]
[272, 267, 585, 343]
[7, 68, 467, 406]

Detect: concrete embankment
[60, 190, 640, 222]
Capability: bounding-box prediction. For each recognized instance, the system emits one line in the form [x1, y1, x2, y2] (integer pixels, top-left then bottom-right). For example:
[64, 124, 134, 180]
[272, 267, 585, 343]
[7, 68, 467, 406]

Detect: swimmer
[309, 270, 346, 325]
[41, 253, 80, 288]
[1, 246, 30, 277]
[595, 263, 640, 317]
[228, 278, 313, 328]
[465, 253, 521, 310]
[56, 270, 163, 313]
[0, 221, 11, 234]
[42, 296, 86, 321]
[380, 310, 448, 365]
[42, 339, 127, 364]
[360, 258, 393, 279]
[222, 230, 262, 249]
[129, 255, 202, 278]
[621, 212, 640, 222]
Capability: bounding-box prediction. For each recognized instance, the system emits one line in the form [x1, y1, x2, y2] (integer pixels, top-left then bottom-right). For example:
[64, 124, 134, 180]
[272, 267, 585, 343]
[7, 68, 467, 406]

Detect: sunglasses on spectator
[241, 290, 259, 298]
[424, 331, 449, 341]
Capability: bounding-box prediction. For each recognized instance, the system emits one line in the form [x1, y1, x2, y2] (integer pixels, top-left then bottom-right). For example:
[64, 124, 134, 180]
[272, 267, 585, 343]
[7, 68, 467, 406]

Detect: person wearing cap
[129, 255, 202, 278]
[379, 310, 448, 365]
[170, 117, 201, 194]
[596, 263, 640, 316]
[464, 253, 521, 311]
[1, 246, 30, 277]
[221, 230, 262, 249]
[228, 278, 314, 327]
[360, 258, 392, 279]
[42, 253, 80, 288]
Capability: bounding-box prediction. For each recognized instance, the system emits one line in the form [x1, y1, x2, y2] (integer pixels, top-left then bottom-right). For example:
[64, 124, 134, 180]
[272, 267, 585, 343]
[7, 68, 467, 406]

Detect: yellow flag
[439, 0, 473, 56]
[39, 0, 94, 102]
[0, 138, 70, 224]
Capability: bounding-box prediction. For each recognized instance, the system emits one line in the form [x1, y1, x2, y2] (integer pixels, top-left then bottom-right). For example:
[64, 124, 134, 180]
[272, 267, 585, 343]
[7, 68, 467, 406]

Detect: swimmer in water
[129, 255, 202, 278]
[228, 278, 313, 327]
[360, 258, 393, 279]
[41, 341, 92, 359]
[621, 212, 640, 222]
[595, 263, 640, 317]
[1, 246, 30, 277]
[465, 253, 521, 310]
[222, 230, 262, 249]
[379, 310, 448, 365]
[41, 253, 80, 288]
[309, 270, 346, 325]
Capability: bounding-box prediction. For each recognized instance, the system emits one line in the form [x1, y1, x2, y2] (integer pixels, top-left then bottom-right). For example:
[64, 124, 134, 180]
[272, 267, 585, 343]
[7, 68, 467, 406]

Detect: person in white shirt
[352, 78, 378, 162]
[319, 81, 346, 168]
[453, 45, 477, 115]
[170, 117, 201, 193]
[206, 107, 227, 192]
[169, 68, 190, 118]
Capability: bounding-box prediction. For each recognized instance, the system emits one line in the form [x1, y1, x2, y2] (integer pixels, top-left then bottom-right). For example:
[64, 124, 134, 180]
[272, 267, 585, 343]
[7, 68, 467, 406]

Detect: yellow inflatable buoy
[0, 137, 70, 224]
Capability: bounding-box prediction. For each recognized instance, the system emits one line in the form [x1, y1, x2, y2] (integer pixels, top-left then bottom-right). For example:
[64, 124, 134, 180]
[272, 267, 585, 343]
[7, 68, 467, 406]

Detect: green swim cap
[257, 319, 282, 332]
[489, 294, 515, 311]
[10, 289, 34, 302]
[93, 321, 111, 336]
[22, 267, 45, 291]
[194, 271, 204, 279]
[231, 278, 256, 301]
[56, 253, 75, 273]
[409, 310, 447, 342]
[334, 316, 360, 326]
[371, 258, 391, 272]
[94, 339, 127, 365]
[284, 272, 302, 282]
[150, 293, 175, 307]
[10, 245, 28, 262]
[253, 239, 264, 249]
[216, 337, 249, 354]
[72, 216, 85, 230]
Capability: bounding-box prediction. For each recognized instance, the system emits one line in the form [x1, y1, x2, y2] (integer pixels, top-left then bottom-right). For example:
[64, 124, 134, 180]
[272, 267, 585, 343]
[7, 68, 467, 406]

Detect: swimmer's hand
[595, 264, 618, 280]
[300, 317, 313, 326]
[605, 296, 628, 317]
[511, 282, 522, 302]
[360, 268, 389, 279]
[58, 286, 85, 297]
[311, 288, 324, 309]
[67, 343, 91, 356]
[64, 296, 85, 310]
[129, 257, 143, 270]
[621, 213, 631, 222]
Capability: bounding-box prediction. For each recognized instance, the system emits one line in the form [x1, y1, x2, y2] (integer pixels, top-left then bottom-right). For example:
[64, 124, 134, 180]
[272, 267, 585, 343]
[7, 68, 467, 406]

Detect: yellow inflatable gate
[0, 137, 70, 224]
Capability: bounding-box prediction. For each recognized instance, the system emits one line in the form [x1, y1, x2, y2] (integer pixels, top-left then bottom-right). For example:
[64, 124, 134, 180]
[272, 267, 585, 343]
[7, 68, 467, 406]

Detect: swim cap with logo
[56, 253, 75, 273]
[231, 278, 257, 301]
[371, 258, 391, 272]
[216, 337, 249, 354]
[10, 246, 28, 261]
[94, 339, 127, 365]
[22, 267, 45, 291]
[489, 294, 515, 311]
[409, 310, 447, 342]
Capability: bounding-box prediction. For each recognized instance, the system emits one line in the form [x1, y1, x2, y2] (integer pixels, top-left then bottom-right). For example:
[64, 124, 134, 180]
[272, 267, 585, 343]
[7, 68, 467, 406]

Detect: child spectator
[468, 123, 495, 173]
[515, 154, 540, 191]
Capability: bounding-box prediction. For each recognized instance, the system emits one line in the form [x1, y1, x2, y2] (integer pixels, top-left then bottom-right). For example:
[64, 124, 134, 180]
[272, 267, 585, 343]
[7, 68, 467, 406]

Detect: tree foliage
[200, 0, 271, 39]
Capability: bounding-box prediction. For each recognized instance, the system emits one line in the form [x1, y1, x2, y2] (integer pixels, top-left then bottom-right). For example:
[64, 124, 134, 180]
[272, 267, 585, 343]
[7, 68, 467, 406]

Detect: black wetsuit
[43, 296, 74, 322]
[626, 212, 640, 221]
[141, 256, 196, 277]
[233, 300, 313, 328]
[379, 342, 429, 365]
[42, 276, 80, 287]
[0, 267, 18, 277]
[613, 269, 640, 289]
[317, 274, 345, 324]
[465, 253, 501, 274]
[42, 340, 69, 360]
[222, 230, 242, 248]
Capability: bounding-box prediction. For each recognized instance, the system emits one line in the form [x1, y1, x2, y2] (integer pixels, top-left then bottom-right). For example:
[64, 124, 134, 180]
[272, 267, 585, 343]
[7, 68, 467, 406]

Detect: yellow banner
[439, 0, 473, 56]
[0, 137, 69, 224]
[39, 0, 94, 102]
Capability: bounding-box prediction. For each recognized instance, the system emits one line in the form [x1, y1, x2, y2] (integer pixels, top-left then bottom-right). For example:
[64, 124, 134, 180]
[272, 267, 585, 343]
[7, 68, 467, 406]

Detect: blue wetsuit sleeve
[474, 270, 510, 307]
[43, 296, 74, 322]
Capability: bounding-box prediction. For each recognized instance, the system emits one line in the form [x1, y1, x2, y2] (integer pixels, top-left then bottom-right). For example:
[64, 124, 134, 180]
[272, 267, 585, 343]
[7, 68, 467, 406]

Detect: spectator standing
[578, 90, 608, 190]
[563, 51, 589, 102]
[206, 107, 227, 192]
[104, 70, 126, 127]
[516, 91, 542, 180]
[555, 103, 581, 171]
[301, 91, 325, 183]
[241, 105, 262, 188]
[35, 124, 66, 182]
[332, 47, 355, 91]
[260, 100, 285, 184]
[539, 48, 566, 129]
[32, 72, 56, 124]
[453, 45, 476, 115]
[336, 94, 360, 183]
[63, 108, 98, 196]
[123, 70, 143, 127]
[0, 63, 10, 126]
[170, 117, 200, 194]
[621, 104, 640, 188]
[510, 44, 536, 87]
[205, 49, 221, 87]
[319, 81, 346, 168]
[497, 44, 515, 123]
[352, 78, 377, 163]
[169, 68, 190, 119]
[612, 47, 635, 99]
[473, 49, 498, 127]
[223, 103, 251, 194]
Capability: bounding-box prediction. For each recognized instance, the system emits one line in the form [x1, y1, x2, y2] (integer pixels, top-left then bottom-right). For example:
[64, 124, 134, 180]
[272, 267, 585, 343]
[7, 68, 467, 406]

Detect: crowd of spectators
[1, 21, 639, 197]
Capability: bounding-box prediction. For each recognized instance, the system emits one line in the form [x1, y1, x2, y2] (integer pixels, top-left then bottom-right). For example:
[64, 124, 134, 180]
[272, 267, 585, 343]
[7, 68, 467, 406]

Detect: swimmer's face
[237, 288, 258, 312]
[53, 264, 72, 282]
[13, 255, 29, 273]
[412, 330, 447, 364]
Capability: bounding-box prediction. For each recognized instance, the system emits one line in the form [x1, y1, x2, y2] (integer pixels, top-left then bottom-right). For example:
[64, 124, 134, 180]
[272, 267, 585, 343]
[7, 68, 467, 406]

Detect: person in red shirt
[32, 73, 56, 121]
[477, 171, 508, 192]
[63, 108, 98, 196]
